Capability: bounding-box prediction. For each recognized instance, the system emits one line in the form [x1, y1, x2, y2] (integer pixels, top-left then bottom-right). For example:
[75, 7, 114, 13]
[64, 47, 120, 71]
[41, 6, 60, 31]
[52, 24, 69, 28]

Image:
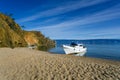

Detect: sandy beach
[0, 48, 119, 80]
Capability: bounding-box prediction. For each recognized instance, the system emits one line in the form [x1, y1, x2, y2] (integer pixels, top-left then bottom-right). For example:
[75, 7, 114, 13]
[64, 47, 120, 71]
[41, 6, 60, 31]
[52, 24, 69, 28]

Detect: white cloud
[16, 0, 109, 23]
[28, 3, 120, 39]
[31, 3, 120, 31]
[16, 0, 120, 39]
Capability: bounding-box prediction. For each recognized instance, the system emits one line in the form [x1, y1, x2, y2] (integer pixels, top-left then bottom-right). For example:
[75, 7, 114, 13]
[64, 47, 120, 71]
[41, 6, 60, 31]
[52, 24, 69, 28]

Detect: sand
[0, 48, 120, 80]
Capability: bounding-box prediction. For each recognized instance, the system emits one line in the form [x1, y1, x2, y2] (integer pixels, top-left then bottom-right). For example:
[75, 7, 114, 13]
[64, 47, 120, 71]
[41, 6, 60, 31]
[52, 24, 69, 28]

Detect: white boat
[63, 42, 87, 56]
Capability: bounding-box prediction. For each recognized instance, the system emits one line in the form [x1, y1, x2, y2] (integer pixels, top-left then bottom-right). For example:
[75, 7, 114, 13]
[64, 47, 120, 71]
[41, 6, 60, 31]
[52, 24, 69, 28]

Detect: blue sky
[0, 0, 120, 39]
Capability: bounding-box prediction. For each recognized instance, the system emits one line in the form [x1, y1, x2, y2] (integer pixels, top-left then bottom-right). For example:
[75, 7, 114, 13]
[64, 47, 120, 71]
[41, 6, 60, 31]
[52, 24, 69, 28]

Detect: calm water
[49, 40, 120, 61]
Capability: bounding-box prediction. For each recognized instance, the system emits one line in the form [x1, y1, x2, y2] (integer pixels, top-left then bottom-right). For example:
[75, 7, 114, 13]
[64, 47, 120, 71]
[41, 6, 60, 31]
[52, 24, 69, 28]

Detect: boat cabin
[70, 42, 78, 46]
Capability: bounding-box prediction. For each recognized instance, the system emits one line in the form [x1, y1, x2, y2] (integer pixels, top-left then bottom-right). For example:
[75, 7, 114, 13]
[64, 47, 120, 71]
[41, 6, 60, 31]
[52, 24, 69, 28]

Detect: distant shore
[0, 48, 120, 80]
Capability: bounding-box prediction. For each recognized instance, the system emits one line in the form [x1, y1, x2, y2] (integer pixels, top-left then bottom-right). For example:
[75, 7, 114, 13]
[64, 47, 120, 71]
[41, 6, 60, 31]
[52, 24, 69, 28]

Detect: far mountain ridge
[55, 39, 120, 41]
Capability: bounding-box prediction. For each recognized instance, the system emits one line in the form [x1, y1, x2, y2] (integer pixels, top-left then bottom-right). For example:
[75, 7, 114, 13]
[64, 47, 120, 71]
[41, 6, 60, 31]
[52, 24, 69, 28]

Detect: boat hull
[63, 45, 87, 56]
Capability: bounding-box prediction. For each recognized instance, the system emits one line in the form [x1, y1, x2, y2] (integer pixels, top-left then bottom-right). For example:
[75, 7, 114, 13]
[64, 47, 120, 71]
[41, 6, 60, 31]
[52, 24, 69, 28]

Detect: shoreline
[50, 51, 120, 62]
[0, 48, 120, 80]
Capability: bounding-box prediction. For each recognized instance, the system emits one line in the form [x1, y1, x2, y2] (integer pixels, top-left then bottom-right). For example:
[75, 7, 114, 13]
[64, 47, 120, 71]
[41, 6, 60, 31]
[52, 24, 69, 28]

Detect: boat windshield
[70, 42, 78, 46]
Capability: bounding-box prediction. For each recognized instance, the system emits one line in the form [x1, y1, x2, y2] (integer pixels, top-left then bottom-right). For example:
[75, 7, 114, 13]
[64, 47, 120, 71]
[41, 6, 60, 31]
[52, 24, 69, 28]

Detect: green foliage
[37, 46, 49, 51]
[0, 13, 55, 50]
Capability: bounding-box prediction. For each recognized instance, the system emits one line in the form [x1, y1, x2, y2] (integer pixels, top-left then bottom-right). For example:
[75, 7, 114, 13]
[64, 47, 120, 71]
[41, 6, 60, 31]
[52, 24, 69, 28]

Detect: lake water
[49, 40, 120, 61]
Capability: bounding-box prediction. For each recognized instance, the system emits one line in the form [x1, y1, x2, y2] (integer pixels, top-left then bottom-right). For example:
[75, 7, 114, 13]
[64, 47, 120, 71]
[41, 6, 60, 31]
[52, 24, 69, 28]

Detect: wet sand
[0, 48, 120, 80]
